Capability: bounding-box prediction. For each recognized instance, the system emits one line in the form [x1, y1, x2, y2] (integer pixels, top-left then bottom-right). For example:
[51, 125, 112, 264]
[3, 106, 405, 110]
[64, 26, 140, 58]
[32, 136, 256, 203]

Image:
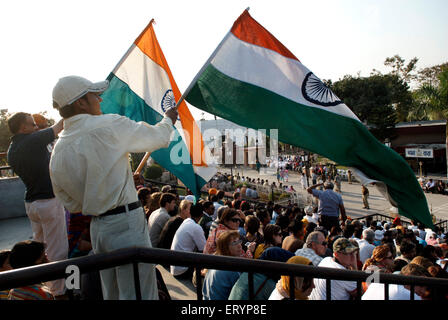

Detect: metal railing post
[195, 267, 203, 300]
[326, 279, 331, 301]
[133, 262, 142, 300]
[248, 272, 254, 300]
[289, 274, 295, 300]
[384, 283, 389, 300]
[356, 281, 362, 300]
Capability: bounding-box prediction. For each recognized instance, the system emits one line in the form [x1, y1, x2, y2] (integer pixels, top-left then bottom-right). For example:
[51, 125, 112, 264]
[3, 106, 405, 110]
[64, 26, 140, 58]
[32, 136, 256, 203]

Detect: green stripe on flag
[186, 64, 432, 227]
[101, 74, 207, 197]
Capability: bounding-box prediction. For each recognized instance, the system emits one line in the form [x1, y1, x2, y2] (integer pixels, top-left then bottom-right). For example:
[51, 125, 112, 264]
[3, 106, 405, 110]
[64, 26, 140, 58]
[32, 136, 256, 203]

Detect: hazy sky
[1, 0, 447, 121]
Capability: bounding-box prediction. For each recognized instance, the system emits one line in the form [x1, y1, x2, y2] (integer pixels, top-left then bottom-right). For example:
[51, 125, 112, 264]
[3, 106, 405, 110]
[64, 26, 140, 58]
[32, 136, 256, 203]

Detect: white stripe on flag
[211, 33, 359, 120]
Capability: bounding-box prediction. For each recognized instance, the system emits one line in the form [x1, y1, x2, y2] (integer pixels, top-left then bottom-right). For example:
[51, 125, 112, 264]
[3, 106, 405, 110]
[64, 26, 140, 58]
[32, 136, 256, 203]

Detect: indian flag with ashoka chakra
[100, 21, 216, 197]
[185, 10, 432, 228]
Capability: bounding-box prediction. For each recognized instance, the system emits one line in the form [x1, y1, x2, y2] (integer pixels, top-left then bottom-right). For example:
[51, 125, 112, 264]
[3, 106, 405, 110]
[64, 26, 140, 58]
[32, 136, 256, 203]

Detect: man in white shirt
[358, 229, 376, 264]
[148, 193, 177, 247]
[171, 203, 206, 280]
[310, 238, 358, 300]
[362, 263, 430, 300]
[295, 231, 327, 266]
[49, 76, 177, 300]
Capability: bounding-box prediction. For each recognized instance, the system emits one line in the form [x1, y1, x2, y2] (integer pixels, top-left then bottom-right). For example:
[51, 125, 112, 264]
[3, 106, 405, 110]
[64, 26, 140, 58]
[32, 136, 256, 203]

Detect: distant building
[198, 119, 267, 166]
[390, 120, 446, 176]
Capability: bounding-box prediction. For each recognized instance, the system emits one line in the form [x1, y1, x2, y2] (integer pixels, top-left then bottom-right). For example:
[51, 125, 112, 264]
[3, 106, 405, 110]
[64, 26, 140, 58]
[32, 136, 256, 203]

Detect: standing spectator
[310, 238, 358, 300]
[362, 185, 370, 209]
[295, 231, 327, 267]
[170, 203, 206, 280]
[8, 241, 54, 300]
[202, 230, 242, 300]
[7, 112, 67, 298]
[269, 256, 315, 300]
[334, 173, 342, 193]
[148, 193, 177, 247]
[300, 170, 308, 190]
[358, 229, 376, 264]
[204, 208, 256, 258]
[347, 169, 352, 184]
[254, 224, 283, 259]
[49, 75, 177, 300]
[307, 181, 347, 232]
[311, 167, 317, 185]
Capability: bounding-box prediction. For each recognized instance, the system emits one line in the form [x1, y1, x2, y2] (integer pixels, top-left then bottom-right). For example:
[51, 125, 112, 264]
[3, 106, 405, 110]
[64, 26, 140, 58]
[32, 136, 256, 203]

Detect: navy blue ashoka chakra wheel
[301, 72, 343, 107]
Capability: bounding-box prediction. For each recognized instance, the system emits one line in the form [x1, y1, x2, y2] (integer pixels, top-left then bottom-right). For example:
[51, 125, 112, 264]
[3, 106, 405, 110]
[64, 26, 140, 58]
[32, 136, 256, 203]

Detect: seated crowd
[1, 175, 448, 301]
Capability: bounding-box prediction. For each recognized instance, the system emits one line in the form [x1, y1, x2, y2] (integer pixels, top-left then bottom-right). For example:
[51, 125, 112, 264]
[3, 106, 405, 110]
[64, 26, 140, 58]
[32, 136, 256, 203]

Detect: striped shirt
[294, 247, 323, 267]
[8, 284, 54, 300]
[0, 290, 9, 300]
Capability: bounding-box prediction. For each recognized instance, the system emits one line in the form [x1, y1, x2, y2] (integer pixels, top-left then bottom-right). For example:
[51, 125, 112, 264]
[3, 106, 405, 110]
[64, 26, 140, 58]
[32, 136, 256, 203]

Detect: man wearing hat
[7, 112, 67, 298]
[49, 75, 178, 300]
[307, 181, 347, 232]
[309, 237, 358, 300]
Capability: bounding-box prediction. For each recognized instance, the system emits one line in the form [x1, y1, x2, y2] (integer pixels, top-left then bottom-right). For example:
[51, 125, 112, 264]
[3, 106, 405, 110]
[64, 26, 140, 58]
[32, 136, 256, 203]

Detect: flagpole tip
[245, 7, 250, 11]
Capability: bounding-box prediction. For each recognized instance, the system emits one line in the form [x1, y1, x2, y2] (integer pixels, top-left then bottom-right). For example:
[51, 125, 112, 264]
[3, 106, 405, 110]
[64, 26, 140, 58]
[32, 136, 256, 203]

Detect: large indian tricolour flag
[185, 10, 433, 227]
[100, 20, 216, 197]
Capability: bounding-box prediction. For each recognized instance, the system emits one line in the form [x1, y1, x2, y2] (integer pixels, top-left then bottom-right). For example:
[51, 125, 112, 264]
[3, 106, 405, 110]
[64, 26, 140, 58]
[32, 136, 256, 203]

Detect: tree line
[326, 55, 447, 142]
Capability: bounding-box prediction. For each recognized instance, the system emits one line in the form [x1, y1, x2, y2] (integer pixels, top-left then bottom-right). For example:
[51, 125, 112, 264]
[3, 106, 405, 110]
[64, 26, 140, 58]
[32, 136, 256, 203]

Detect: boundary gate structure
[0, 247, 447, 301]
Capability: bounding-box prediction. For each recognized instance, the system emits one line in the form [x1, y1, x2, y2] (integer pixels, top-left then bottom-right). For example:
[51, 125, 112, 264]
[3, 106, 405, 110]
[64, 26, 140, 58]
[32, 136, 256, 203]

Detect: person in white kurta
[49, 76, 177, 300]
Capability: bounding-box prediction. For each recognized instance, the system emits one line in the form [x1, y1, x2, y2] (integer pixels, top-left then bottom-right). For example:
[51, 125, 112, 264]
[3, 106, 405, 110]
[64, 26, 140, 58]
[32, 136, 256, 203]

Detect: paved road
[220, 166, 448, 223]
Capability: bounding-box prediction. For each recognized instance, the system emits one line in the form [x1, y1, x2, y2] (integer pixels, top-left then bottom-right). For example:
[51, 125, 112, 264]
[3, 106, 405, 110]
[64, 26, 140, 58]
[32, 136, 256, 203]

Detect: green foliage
[384, 54, 419, 84]
[416, 62, 448, 87]
[143, 164, 164, 180]
[129, 153, 146, 172]
[330, 74, 400, 142]
[410, 67, 448, 121]
[0, 109, 12, 154]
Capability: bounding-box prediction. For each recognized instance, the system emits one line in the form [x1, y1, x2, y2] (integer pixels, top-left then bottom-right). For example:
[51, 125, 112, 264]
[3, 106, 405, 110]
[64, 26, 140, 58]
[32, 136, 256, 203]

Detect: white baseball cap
[53, 76, 109, 108]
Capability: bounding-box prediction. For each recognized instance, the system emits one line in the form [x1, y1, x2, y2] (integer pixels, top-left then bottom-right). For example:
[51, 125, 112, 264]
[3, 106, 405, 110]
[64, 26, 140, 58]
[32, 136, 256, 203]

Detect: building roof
[395, 120, 446, 129]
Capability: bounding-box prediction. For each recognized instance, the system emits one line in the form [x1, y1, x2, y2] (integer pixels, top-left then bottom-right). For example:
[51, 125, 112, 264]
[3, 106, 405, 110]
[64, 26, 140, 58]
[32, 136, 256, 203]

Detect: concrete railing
[0, 177, 26, 220]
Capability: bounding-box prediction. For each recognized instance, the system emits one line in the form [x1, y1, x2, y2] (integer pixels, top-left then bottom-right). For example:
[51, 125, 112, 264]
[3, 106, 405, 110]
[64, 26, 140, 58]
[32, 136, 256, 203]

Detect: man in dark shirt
[7, 112, 67, 297]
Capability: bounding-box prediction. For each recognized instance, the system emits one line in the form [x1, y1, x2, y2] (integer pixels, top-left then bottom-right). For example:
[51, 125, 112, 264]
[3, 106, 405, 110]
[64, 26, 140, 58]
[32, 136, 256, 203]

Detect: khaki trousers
[90, 207, 158, 300]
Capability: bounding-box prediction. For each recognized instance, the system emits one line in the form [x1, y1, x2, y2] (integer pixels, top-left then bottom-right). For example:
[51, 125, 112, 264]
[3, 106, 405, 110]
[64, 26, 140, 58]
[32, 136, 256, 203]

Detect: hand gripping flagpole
[136, 8, 250, 175]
